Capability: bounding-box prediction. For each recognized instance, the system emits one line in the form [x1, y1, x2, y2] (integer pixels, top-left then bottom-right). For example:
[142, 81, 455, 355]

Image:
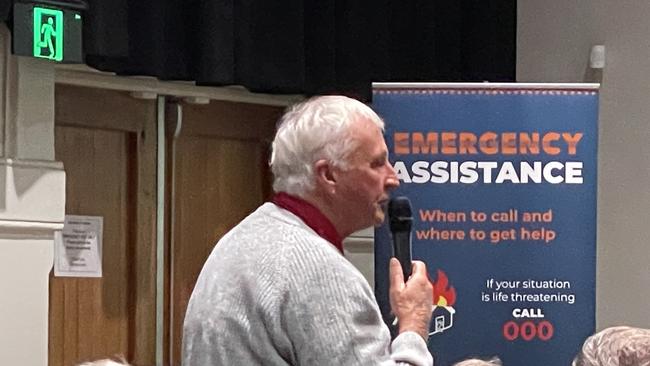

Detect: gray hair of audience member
[270, 95, 384, 196]
[572, 326, 650, 366]
[453, 357, 502, 366]
[77, 359, 129, 366]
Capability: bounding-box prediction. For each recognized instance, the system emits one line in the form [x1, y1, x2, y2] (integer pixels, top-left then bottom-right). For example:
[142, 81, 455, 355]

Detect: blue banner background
[372, 86, 598, 366]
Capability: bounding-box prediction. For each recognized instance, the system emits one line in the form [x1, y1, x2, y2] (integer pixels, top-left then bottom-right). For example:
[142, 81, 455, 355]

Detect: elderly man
[182, 95, 434, 366]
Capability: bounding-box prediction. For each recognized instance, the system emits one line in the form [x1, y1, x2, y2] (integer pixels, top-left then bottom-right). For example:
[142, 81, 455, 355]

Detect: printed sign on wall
[373, 84, 598, 366]
[54, 215, 103, 278]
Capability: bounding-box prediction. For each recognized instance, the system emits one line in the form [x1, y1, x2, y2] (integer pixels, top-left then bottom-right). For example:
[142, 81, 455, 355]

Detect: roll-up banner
[372, 83, 598, 366]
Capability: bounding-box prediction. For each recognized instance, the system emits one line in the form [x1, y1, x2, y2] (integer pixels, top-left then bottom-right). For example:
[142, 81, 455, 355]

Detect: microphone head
[388, 196, 413, 232]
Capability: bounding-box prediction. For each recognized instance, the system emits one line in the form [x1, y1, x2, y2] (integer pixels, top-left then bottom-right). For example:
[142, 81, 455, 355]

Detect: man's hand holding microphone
[388, 197, 433, 341]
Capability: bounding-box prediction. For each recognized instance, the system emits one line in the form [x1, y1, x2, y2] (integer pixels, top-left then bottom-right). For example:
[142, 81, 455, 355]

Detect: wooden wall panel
[167, 100, 282, 365]
[51, 85, 156, 366]
[51, 127, 132, 365]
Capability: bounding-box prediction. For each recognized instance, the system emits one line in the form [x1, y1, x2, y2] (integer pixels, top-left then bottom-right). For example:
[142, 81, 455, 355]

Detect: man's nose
[385, 162, 400, 189]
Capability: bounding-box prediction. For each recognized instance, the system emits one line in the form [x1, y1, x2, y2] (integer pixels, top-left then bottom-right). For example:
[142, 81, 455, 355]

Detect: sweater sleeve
[271, 238, 433, 366]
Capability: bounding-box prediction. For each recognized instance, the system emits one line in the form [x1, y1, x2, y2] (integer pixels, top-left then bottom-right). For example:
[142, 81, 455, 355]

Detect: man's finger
[411, 260, 426, 272]
[389, 257, 405, 288]
[410, 260, 428, 277]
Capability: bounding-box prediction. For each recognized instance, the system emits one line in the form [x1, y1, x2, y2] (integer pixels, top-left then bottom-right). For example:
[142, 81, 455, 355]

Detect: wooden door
[167, 100, 283, 365]
[50, 85, 157, 366]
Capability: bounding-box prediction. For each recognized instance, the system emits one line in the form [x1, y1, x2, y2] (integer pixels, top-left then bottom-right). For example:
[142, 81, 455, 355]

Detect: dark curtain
[3, 0, 516, 100]
[0, 0, 10, 24]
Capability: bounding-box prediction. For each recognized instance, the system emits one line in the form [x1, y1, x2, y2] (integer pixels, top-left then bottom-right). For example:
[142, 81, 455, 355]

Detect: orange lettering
[562, 132, 583, 155]
[394, 132, 410, 154]
[479, 132, 498, 155]
[441, 132, 457, 154]
[542, 132, 561, 155]
[519, 133, 540, 154]
[458, 132, 478, 154]
[412, 132, 438, 154]
[501, 132, 517, 154]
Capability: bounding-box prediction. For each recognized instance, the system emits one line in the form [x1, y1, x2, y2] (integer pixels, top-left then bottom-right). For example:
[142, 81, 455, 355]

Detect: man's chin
[373, 211, 386, 226]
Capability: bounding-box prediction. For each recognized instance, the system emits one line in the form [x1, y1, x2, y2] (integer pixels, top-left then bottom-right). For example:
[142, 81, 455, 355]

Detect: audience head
[77, 358, 129, 366]
[573, 326, 650, 366]
[453, 357, 502, 366]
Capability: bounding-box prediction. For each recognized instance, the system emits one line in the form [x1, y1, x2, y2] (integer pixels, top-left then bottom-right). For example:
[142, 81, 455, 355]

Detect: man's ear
[314, 159, 336, 189]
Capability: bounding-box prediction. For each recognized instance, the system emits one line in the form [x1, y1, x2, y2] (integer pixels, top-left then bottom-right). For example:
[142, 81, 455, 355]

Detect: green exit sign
[12, 1, 87, 63]
[33, 7, 64, 61]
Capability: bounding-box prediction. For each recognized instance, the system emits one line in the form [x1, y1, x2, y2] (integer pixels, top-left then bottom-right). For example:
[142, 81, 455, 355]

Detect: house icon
[430, 304, 455, 335]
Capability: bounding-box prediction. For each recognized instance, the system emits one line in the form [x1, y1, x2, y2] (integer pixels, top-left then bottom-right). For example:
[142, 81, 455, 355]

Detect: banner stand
[372, 83, 599, 366]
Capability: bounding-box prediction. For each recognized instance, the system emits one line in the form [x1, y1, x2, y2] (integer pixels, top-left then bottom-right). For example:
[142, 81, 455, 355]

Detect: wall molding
[55, 64, 303, 107]
[0, 158, 65, 232]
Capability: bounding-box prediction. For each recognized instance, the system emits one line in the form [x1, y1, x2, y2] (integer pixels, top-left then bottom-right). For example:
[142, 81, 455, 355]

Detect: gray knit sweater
[182, 203, 433, 366]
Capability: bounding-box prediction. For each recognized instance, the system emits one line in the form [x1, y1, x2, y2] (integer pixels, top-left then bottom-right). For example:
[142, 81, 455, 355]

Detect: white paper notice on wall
[54, 215, 103, 278]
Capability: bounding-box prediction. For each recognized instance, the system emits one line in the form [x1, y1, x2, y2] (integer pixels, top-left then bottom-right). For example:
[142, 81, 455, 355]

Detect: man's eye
[371, 160, 385, 168]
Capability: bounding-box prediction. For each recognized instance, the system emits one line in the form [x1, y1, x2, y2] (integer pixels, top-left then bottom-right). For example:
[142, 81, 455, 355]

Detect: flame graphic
[432, 269, 456, 306]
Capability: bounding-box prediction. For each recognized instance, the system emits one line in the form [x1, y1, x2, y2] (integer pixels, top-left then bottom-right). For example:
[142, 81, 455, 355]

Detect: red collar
[271, 192, 344, 254]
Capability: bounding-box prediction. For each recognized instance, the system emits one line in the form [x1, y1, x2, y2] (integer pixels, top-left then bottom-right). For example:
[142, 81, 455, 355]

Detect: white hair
[453, 357, 502, 366]
[270, 95, 384, 196]
[77, 357, 129, 366]
[572, 326, 650, 366]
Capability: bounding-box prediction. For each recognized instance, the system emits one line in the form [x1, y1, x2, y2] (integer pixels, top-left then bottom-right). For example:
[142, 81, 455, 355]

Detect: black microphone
[388, 196, 413, 280]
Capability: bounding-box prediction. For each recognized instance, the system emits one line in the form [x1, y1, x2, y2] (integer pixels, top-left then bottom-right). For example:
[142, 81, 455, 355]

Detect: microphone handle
[392, 231, 412, 280]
